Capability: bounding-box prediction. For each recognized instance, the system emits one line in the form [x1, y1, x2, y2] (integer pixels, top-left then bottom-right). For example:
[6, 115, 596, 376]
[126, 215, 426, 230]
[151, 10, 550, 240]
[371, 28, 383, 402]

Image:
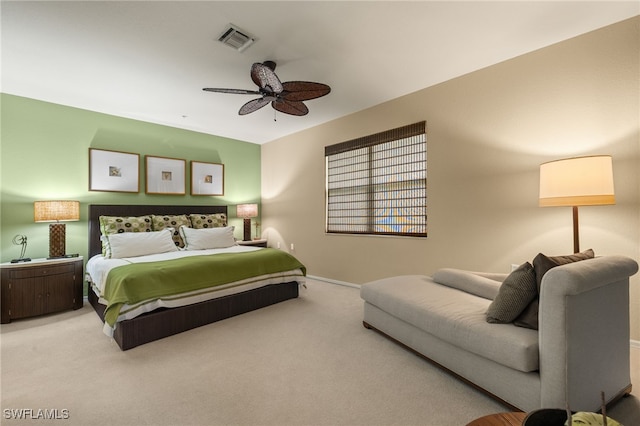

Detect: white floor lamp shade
[539, 155, 615, 253]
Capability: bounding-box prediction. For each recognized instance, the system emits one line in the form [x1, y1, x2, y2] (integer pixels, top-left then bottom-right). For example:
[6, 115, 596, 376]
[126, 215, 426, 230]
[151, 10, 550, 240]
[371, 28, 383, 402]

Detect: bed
[86, 204, 304, 351]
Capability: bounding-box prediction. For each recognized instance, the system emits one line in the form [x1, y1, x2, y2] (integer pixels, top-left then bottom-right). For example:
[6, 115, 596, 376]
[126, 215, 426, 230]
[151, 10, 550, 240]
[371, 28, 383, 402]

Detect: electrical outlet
[277, 241, 281, 249]
[290, 243, 295, 251]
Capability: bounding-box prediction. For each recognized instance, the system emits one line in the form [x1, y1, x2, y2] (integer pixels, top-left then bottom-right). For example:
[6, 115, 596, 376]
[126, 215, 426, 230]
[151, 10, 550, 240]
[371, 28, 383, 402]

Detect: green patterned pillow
[99, 215, 152, 257]
[152, 215, 191, 247]
[189, 213, 227, 229]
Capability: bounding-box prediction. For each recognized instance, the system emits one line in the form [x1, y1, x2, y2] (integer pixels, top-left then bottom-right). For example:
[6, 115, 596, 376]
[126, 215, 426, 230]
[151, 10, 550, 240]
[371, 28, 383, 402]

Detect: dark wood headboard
[88, 204, 228, 258]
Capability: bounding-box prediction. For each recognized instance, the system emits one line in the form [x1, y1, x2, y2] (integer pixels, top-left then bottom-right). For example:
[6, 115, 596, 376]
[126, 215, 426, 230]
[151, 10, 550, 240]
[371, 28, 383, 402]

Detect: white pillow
[179, 226, 236, 250]
[101, 229, 178, 258]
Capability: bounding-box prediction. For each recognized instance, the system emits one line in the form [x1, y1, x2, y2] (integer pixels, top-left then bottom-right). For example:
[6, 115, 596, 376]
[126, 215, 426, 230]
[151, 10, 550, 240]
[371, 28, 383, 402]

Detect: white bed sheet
[86, 245, 306, 337]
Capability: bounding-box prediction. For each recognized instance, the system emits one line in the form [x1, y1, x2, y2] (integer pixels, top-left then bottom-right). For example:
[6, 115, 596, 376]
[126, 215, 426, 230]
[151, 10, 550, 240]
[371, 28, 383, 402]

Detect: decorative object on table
[236, 203, 258, 241]
[10, 234, 30, 263]
[524, 409, 622, 426]
[539, 155, 615, 253]
[145, 155, 186, 195]
[466, 411, 527, 426]
[34, 200, 80, 258]
[89, 148, 140, 193]
[524, 392, 622, 426]
[523, 408, 568, 425]
[203, 61, 331, 117]
[567, 412, 621, 426]
[190, 161, 224, 196]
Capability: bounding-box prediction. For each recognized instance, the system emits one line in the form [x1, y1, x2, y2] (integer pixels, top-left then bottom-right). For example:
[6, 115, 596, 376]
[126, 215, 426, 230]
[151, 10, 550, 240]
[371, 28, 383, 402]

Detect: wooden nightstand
[0, 256, 84, 323]
[237, 239, 268, 248]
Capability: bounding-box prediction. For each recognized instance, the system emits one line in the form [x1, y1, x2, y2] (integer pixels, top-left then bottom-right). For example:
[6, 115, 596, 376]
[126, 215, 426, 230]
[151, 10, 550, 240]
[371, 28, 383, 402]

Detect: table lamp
[34, 200, 80, 258]
[236, 203, 258, 241]
[539, 155, 615, 253]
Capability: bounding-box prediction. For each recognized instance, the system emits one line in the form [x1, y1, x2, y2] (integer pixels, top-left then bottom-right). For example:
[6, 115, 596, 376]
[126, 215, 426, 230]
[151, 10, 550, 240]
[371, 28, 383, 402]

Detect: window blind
[325, 121, 427, 237]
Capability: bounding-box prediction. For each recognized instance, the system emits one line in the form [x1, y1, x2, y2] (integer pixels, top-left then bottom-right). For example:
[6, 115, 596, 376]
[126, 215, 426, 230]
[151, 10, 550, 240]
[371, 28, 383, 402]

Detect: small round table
[466, 411, 527, 426]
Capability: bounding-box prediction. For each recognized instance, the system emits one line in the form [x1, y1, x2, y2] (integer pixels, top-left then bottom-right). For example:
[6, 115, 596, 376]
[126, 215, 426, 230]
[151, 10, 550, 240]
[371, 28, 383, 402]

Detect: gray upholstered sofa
[360, 255, 638, 412]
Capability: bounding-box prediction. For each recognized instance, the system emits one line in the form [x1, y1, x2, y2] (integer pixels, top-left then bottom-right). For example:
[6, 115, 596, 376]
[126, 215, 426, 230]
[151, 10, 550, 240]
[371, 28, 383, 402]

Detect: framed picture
[89, 148, 140, 193]
[145, 156, 186, 195]
[191, 161, 224, 196]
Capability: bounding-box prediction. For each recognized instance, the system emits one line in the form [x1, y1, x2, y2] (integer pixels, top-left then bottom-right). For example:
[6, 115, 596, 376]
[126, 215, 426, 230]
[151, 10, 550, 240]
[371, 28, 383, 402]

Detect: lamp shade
[34, 200, 80, 222]
[539, 155, 615, 207]
[236, 203, 258, 218]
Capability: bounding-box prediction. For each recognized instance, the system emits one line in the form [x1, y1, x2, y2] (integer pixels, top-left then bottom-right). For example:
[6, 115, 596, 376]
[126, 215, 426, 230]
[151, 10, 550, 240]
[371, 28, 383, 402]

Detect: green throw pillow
[486, 262, 537, 324]
[99, 215, 152, 235]
[98, 215, 152, 257]
[189, 213, 227, 229]
[152, 215, 191, 247]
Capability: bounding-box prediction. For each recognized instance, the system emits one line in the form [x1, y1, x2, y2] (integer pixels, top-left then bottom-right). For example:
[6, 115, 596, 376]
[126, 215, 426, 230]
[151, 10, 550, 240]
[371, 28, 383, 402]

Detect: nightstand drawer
[10, 264, 74, 279]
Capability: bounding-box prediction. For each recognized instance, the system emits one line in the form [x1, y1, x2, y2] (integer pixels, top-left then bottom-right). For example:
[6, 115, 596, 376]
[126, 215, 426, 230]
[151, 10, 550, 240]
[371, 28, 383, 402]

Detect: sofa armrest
[538, 255, 638, 411]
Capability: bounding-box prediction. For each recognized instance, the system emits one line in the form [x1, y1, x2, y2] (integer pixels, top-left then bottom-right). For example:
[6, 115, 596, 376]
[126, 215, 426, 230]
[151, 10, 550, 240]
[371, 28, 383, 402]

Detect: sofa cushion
[533, 249, 595, 289]
[513, 299, 539, 330]
[514, 249, 595, 330]
[432, 268, 501, 300]
[361, 275, 539, 372]
[486, 262, 537, 323]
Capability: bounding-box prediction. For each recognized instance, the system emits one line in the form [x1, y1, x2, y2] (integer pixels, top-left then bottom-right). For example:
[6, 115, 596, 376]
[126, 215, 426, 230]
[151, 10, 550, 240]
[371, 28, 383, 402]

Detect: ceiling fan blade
[272, 100, 309, 116]
[206, 62, 325, 117]
[280, 81, 331, 102]
[239, 98, 271, 115]
[251, 62, 283, 94]
[203, 88, 261, 95]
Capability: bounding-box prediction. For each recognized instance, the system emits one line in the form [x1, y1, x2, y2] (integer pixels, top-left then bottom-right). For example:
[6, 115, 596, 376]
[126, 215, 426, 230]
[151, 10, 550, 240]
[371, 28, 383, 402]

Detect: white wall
[261, 17, 640, 339]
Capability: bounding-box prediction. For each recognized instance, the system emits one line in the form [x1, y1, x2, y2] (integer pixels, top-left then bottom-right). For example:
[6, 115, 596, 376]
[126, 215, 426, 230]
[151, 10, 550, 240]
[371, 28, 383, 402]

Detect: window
[325, 121, 427, 237]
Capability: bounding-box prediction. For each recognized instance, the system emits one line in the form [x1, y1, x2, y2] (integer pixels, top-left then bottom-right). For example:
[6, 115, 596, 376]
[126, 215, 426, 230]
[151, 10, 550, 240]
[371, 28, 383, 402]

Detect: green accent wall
[0, 94, 261, 263]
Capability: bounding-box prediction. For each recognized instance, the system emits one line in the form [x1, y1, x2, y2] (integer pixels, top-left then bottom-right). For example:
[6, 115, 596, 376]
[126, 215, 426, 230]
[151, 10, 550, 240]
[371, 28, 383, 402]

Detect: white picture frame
[89, 148, 140, 193]
[191, 161, 224, 196]
[145, 155, 186, 195]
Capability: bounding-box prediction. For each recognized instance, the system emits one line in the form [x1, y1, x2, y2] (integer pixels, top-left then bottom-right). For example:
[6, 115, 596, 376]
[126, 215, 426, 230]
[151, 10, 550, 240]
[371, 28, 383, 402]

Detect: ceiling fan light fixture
[218, 24, 256, 52]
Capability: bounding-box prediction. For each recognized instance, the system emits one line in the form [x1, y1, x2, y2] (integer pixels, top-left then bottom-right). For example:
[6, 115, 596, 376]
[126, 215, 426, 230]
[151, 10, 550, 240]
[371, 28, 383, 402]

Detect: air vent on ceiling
[218, 24, 255, 52]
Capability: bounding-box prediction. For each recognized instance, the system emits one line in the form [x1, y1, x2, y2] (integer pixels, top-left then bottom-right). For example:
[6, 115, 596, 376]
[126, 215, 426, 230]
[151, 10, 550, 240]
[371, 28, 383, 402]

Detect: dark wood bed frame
[87, 204, 299, 351]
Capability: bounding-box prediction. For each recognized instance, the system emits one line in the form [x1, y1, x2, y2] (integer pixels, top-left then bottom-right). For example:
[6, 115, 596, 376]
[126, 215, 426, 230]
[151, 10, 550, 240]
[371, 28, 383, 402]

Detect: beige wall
[261, 17, 640, 340]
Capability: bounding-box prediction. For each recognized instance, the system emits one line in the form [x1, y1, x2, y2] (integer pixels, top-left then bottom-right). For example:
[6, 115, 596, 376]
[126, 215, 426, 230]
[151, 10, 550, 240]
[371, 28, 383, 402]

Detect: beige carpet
[1, 279, 639, 426]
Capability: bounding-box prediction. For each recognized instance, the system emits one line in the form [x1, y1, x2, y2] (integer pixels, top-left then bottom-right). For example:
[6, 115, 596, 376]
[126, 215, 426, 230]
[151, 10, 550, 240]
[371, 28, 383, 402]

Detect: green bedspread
[103, 248, 306, 327]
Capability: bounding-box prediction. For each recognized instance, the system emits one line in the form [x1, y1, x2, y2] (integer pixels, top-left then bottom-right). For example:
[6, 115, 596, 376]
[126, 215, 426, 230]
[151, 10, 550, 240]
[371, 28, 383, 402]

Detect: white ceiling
[2, 1, 638, 145]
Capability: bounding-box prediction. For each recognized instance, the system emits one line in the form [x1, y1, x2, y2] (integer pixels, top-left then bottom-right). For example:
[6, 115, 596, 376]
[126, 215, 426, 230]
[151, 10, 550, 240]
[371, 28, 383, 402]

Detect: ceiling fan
[203, 61, 331, 116]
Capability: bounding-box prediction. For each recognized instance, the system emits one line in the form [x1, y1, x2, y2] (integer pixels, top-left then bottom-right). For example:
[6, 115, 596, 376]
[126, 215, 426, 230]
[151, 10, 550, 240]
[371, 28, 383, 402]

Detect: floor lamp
[539, 155, 615, 253]
[34, 200, 80, 258]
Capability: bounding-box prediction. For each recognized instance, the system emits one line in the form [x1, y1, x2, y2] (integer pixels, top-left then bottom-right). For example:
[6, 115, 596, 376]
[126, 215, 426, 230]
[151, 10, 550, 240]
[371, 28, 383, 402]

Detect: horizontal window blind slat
[325, 121, 427, 237]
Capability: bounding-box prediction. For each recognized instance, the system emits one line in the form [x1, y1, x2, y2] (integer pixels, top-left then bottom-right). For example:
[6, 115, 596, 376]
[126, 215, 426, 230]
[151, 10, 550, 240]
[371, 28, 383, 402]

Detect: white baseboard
[307, 274, 360, 289]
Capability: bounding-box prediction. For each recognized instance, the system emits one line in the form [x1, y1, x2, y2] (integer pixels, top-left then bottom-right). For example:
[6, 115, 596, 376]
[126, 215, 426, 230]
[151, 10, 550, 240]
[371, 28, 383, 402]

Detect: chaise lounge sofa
[360, 254, 638, 412]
